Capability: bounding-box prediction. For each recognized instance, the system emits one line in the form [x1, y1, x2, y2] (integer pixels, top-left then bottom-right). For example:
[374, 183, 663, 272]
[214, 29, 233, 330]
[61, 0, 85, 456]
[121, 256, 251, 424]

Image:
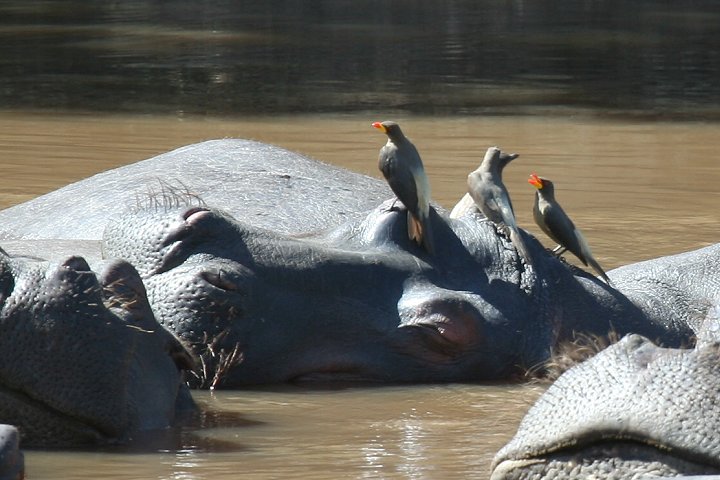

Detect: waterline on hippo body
[0, 140, 713, 390]
[491, 334, 720, 479]
[103, 191, 566, 386]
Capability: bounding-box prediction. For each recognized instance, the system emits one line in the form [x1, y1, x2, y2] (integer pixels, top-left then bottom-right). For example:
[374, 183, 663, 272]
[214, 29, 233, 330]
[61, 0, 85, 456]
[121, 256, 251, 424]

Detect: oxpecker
[466, 146, 531, 265]
[372, 120, 434, 254]
[528, 173, 611, 284]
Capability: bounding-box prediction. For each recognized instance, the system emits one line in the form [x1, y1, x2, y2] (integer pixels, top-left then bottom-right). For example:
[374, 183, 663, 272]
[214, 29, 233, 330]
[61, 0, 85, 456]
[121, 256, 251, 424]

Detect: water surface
[1, 112, 717, 478]
[2, 1, 720, 117]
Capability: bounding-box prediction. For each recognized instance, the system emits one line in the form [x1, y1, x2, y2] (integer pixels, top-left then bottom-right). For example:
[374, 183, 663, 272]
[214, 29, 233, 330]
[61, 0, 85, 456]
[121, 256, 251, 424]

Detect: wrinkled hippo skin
[492, 245, 720, 479]
[0, 140, 715, 388]
[0, 252, 194, 447]
[0, 140, 389, 244]
[609, 242, 720, 340]
[490, 333, 720, 479]
[90, 140, 713, 386]
[0, 425, 22, 480]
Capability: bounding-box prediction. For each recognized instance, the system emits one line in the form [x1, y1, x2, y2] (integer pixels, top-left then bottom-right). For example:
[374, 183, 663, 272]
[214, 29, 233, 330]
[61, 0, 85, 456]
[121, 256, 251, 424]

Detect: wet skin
[0, 140, 715, 389]
[491, 333, 720, 479]
[0, 251, 194, 446]
[103, 194, 679, 386]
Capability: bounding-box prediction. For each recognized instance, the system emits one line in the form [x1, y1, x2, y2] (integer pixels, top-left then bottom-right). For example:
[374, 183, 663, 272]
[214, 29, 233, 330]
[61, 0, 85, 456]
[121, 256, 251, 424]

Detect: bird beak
[371, 121, 387, 133]
[528, 173, 543, 189]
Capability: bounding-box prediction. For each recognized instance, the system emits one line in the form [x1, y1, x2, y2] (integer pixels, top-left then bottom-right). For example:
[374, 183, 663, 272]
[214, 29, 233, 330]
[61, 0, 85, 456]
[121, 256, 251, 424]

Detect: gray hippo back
[0, 139, 390, 242]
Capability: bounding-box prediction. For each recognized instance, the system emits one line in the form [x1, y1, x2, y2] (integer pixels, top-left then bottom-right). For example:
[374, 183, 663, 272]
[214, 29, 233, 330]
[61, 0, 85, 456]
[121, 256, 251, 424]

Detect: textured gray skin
[92, 142, 708, 385]
[0, 139, 715, 387]
[102, 196, 718, 386]
[490, 334, 720, 479]
[490, 246, 720, 479]
[103, 200, 559, 384]
[0, 139, 389, 245]
[0, 252, 194, 447]
[609, 243, 720, 342]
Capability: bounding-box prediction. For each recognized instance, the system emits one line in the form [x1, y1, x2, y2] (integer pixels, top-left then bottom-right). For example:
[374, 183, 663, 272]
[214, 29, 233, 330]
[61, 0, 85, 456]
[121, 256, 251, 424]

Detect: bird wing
[379, 144, 421, 216]
[469, 175, 517, 228]
[494, 189, 518, 229]
[541, 203, 588, 265]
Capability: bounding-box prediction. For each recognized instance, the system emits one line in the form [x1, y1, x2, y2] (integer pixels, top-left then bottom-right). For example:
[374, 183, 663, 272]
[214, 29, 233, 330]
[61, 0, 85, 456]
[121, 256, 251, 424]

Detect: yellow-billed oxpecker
[467, 146, 532, 265]
[528, 173, 611, 284]
[372, 120, 434, 254]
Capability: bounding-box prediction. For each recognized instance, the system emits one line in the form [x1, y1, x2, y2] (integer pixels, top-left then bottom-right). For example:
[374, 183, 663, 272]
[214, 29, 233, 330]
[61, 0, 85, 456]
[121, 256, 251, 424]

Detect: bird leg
[551, 245, 567, 256]
[384, 197, 402, 213]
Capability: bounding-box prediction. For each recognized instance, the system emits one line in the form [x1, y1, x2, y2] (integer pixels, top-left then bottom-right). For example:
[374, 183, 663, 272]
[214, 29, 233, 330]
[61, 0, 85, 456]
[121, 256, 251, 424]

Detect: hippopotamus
[491, 332, 720, 479]
[0, 250, 195, 447]
[491, 244, 720, 478]
[0, 139, 715, 388]
[0, 425, 22, 480]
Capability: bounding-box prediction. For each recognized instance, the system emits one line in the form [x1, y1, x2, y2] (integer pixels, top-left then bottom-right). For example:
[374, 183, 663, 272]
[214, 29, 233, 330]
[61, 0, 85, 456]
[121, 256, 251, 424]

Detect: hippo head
[104, 197, 562, 387]
[0, 251, 194, 446]
[491, 334, 720, 478]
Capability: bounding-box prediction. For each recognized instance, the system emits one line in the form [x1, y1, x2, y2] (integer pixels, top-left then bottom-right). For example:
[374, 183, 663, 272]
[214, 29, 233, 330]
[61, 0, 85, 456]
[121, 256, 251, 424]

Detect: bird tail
[509, 227, 533, 267]
[575, 229, 612, 286]
[408, 211, 435, 255]
[587, 257, 612, 286]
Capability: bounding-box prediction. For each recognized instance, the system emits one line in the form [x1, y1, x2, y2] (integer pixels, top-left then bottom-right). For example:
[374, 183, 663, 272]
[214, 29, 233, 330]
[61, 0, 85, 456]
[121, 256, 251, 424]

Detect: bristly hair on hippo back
[132, 179, 207, 213]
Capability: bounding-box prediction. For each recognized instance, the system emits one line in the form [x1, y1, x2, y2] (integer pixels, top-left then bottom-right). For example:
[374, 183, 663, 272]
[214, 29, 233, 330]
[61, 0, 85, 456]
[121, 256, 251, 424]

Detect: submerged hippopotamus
[0, 425, 22, 480]
[0, 139, 715, 388]
[0, 250, 195, 448]
[491, 244, 720, 479]
[491, 332, 720, 479]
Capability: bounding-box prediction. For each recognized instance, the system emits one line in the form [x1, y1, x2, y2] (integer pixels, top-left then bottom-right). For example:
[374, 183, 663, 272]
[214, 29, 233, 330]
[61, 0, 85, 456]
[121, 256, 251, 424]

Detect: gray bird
[528, 173, 611, 284]
[466, 146, 531, 265]
[451, 149, 519, 218]
[372, 120, 434, 254]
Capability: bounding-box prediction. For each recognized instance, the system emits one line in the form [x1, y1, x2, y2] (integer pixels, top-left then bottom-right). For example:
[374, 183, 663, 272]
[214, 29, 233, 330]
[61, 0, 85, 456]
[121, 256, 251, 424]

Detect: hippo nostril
[61, 256, 91, 272]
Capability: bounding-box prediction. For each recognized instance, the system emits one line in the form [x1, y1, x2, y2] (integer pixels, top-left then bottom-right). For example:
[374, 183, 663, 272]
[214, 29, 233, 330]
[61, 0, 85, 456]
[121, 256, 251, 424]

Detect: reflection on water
[1, 1, 720, 117]
[2, 2, 719, 478]
[27, 385, 543, 480]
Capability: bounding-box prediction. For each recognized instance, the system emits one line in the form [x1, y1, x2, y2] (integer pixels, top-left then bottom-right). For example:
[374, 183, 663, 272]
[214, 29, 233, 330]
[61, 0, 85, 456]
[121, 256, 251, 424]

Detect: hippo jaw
[491, 335, 720, 479]
[491, 443, 720, 480]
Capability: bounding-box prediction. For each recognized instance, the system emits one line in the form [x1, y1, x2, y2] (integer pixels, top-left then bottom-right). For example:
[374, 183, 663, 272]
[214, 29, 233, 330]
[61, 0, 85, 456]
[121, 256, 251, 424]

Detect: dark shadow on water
[26, 406, 261, 455]
[1, 0, 720, 118]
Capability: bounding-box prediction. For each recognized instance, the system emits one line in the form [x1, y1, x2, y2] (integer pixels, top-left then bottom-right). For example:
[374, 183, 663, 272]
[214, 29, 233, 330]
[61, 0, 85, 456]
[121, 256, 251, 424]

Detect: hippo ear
[398, 291, 484, 356]
[97, 258, 198, 372]
[97, 259, 155, 323]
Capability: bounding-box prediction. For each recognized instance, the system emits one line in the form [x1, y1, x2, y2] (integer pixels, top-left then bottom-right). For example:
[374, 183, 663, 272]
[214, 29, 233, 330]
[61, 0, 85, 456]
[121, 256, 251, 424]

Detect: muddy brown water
[1, 111, 718, 479]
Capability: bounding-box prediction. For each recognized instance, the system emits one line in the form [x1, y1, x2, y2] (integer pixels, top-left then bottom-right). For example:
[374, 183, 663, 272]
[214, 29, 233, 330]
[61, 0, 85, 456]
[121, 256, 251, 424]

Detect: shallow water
[27, 386, 542, 479]
[1, 112, 718, 479]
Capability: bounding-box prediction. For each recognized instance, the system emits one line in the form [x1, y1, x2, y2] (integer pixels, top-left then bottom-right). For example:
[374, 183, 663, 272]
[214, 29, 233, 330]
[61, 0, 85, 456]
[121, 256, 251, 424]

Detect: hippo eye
[201, 270, 242, 292]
